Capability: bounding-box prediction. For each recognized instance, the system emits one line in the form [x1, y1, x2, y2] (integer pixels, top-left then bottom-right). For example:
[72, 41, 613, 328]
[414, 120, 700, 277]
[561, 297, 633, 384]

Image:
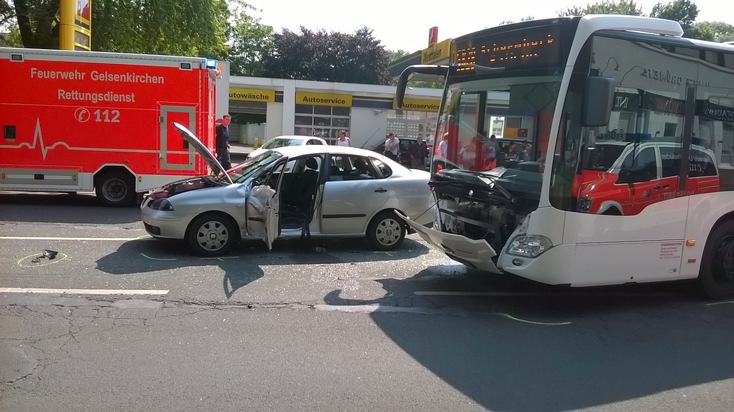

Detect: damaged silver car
[141, 123, 434, 256]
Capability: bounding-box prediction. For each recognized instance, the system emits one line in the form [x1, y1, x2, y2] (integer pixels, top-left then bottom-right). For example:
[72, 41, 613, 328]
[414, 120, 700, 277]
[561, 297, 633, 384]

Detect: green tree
[649, 0, 698, 36]
[388, 49, 410, 62]
[262, 26, 391, 84]
[1, 0, 229, 57]
[226, 1, 273, 76]
[0, 0, 14, 26]
[559, 0, 643, 16]
[0, 0, 21, 47]
[5, 0, 59, 48]
[691, 21, 734, 43]
[93, 0, 229, 57]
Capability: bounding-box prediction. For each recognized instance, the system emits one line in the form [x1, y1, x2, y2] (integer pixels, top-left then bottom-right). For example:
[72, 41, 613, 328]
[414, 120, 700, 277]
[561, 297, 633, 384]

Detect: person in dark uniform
[216, 114, 232, 170]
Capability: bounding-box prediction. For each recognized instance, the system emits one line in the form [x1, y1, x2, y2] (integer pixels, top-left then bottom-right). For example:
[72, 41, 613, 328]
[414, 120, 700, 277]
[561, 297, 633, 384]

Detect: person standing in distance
[336, 130, 351, 147]
[383, 133, 400, 162]
[216, 114, 232, 170]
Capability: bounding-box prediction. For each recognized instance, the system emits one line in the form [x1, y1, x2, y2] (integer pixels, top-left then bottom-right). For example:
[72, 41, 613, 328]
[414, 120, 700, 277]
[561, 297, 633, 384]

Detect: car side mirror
[617, 168, 633, 185]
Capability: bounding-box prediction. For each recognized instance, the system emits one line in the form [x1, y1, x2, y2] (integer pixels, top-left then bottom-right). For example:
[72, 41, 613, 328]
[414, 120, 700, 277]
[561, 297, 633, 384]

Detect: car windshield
[263, 138, 306, 149]
[226, 150, 283, 183]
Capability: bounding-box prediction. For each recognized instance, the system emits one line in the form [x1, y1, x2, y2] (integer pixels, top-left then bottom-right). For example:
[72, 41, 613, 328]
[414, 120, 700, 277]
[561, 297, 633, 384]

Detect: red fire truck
[0, 47, 221, 206]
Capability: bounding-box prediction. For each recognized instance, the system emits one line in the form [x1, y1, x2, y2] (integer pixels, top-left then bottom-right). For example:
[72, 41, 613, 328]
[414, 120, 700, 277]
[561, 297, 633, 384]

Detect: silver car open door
[396, 211, 501, 273]
[246, 157, 287, 250]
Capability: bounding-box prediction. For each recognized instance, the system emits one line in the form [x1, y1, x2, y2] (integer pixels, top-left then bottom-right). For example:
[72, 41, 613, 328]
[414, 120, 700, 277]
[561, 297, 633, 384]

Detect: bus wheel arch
[94, 167, 137, 207]
[698, 219, 734, 300]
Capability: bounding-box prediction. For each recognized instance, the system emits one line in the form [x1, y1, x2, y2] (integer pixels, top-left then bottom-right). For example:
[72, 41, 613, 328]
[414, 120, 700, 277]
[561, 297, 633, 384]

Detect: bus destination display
[453, 25, 562, 70]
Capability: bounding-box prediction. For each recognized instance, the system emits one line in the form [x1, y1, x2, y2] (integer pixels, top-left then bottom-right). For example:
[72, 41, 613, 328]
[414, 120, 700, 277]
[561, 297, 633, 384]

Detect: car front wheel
[187, 213, 238, 256]
[366, 211, 406, 251]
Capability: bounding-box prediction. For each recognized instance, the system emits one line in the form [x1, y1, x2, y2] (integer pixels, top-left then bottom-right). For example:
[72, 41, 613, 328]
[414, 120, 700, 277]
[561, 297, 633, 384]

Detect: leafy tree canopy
[261, 26, 391, 85]
[559, 0, 643, 16]
[649, 0, 699, 38]
[93, 0, 229, 57]
[692, 21, 734, 43]
[2, 0, 229, 57]
[227, 0, 273, 76]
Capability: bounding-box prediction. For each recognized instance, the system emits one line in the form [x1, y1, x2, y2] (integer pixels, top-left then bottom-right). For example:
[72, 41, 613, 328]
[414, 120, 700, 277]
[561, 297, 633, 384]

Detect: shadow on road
[323, 271, 734, 411]
[95, 236, 430, 298]
[0, 191, 140, 224]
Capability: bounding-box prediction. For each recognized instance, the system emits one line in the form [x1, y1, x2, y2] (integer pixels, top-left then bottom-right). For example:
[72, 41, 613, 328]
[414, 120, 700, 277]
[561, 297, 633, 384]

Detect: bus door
[160, 106, 197, 172]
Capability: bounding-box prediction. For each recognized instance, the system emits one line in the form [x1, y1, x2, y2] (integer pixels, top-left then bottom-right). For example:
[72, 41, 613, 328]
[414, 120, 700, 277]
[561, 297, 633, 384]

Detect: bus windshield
[435, 74, 561, 175]
[429, 72, 563, 251]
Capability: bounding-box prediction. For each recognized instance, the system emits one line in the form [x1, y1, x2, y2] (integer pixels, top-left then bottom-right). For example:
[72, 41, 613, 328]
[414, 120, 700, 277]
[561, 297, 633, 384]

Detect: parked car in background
[372, 137, 430, 169]
[247, 135, 327, 159]
[141, 123, 435, 256]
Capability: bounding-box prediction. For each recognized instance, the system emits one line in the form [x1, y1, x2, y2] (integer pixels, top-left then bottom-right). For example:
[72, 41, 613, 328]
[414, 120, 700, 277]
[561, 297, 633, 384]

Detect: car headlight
[506, 234, 553, 258]
[578, 196, 593, 212]
[150, 198, 174, 211]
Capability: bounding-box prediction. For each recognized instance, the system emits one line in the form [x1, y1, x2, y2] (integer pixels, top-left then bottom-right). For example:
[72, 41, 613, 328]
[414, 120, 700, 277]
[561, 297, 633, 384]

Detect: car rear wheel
[698, 220, 734, 300]
[187, 213, 238, 256]
[366, 211, 406, 251]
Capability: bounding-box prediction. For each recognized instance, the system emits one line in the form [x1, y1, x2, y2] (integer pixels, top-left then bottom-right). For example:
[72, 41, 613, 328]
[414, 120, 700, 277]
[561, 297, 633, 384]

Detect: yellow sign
[296, 92, 352, 107]
[421, 39, 451, 64]
[59, 0, 91, 50]
[229, 88, 275, 102]
[397, 98, 440, 112]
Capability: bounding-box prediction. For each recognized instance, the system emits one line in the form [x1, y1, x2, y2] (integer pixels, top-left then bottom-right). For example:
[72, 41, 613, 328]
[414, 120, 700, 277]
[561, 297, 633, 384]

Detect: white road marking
[0, 236, 149, 241]
[415, 290, 677, 297]
[415, 291, 555, 297]
[0, 288, 169, 295]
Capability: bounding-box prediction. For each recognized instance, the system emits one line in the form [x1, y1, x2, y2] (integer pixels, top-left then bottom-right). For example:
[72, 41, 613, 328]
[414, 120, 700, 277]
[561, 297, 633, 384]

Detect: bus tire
[366, 210, 406, 251]
[96, 171, 136, 207]
[698, 220, 734, 300]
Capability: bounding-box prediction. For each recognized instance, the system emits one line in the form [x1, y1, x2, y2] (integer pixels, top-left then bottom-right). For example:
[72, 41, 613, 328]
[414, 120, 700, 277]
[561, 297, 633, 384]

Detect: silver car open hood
[172, 122, 233, 184]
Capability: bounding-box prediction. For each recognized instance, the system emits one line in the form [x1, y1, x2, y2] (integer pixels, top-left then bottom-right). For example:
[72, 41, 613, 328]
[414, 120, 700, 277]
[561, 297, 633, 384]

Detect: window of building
[294, 104, 350, 144]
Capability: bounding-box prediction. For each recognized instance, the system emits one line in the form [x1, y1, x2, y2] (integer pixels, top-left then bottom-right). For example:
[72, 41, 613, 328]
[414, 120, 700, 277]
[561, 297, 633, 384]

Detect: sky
[246, 0, 734, 52]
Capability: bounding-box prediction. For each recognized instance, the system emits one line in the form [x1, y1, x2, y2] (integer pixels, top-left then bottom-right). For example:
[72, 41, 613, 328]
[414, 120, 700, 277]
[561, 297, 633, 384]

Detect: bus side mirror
[582, 77, 615, 127]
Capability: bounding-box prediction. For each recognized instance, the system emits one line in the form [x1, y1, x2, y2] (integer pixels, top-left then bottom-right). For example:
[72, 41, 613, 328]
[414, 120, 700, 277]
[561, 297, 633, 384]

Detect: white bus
[396, 15, 734, 299]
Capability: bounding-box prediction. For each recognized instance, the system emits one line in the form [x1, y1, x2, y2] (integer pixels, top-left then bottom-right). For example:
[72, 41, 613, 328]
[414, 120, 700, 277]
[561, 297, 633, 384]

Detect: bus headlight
[507, 234, 553, 258]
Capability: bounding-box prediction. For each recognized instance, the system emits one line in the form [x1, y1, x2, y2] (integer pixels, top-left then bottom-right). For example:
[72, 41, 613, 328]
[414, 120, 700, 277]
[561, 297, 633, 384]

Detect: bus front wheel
[698, 220, 734, 300]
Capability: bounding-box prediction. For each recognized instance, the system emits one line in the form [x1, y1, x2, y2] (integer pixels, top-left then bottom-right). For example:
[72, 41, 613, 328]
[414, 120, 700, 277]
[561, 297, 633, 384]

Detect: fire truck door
[160, 106, 197, 171]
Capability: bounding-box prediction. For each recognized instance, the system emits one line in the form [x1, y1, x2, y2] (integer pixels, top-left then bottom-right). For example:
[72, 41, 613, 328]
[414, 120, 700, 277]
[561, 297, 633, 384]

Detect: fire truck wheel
[698, 220, 734, 300]
[187, 213, 237, 256]
[96, 172, 136, 207]
[366, 210, 406, 251]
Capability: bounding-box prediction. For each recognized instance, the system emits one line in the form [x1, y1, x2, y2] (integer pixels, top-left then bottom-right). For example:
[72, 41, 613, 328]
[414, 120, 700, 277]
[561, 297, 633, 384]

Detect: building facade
[226, 76, 442, 150]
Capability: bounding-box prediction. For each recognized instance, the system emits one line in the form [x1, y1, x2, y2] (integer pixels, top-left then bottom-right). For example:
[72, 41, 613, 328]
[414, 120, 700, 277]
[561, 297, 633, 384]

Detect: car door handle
[653, 185, 661, 190]
[374, 188, 388, 193]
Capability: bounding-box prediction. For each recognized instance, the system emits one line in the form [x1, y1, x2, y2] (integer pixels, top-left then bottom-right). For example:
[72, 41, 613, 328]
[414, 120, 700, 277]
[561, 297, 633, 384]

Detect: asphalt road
[1, 191, 733, 411]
